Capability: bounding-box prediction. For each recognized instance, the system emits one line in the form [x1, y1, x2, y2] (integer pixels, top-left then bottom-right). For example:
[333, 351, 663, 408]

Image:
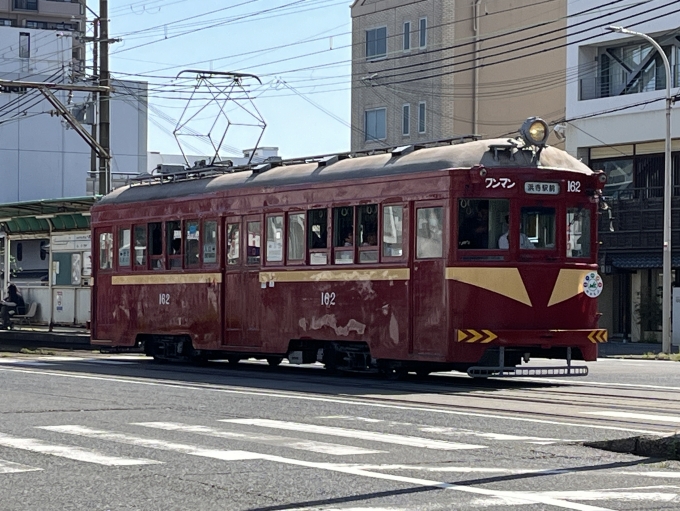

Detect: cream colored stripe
[259, 268, 410, 283]
[446, 267, 532, 307]
[112, 273, 222, 285]
[548, 269, 589, 307]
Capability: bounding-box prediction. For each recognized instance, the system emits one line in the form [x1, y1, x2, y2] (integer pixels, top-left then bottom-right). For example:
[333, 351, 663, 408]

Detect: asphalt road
[0, 352, 679, 511]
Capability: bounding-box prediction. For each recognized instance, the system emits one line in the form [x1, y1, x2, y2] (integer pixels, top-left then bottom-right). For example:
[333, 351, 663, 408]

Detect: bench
[9, 302, 38, 327]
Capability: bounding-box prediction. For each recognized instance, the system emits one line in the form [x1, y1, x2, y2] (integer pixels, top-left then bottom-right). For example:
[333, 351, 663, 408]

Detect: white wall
[565, 1, 680, 155]
[0, 27, 148, 202]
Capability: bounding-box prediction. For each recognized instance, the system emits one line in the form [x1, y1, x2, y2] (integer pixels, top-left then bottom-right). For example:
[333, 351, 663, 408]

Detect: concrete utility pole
[608, 26, 673, 354]
[99, 0, 111, 195]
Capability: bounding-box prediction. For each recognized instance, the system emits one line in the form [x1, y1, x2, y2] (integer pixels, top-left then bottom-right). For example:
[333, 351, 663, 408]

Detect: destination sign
[524, 181, 560, 195]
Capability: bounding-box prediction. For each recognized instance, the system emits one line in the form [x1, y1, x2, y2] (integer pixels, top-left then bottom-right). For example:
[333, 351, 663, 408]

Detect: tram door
[223, 216, 262, 348]
[410, 202, 447, 356]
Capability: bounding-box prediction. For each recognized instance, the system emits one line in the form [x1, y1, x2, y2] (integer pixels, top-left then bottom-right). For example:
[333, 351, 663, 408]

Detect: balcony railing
[580, 65, 680, 101]
[599, 187, 680, 251]
[13, 0, 37, 10]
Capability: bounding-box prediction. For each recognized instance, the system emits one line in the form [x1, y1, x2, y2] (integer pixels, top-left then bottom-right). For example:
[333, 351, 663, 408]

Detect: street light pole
[607, 26, 673, 354]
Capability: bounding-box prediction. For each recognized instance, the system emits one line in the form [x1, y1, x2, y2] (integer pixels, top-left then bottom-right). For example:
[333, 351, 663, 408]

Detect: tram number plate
[567, 181, 581, 193]
[159, 293, 171, 305]
[320, 292, 336, 306]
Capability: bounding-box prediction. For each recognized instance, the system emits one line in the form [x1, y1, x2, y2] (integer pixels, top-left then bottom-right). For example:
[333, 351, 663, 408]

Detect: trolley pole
[99, 0, 111, 195]
[608, 26, 673, 354]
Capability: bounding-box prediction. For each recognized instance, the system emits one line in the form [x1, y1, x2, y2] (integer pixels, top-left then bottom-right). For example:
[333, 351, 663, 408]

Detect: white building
[566, 1, 680, 342]
[0, 26, 148, 202]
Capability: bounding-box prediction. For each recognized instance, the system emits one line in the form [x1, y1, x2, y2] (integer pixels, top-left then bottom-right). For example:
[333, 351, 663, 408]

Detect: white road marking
[0, 366, 666, 435]
[471, 489, 679, 506]
[40, 425, 264, 462]
[0, 459, 42, 474]
[35, 423, 615, 510]
[420, 426, 568, 443]
[221, 419, 486, 451]
[133, 422, 382, 456]
[0, 432, 158, 466]
[584, 411, 680, 423]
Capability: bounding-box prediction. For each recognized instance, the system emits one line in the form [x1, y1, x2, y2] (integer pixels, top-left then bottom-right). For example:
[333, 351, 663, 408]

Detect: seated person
[499, 215, 534, 249]
[0, 284, 26, 329]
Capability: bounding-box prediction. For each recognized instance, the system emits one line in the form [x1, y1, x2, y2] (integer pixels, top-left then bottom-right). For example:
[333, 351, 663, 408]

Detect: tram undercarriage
[133, 334, 590, 379]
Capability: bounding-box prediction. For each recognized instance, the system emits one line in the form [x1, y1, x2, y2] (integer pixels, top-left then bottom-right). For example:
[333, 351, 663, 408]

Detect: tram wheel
[267, 356, 283, 367]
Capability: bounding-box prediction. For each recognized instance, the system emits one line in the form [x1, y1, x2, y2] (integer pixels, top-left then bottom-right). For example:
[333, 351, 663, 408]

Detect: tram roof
[98, 138, 593, 206]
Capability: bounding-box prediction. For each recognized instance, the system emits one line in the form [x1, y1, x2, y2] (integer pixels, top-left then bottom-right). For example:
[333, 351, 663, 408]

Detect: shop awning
[0, 197, 98, 235]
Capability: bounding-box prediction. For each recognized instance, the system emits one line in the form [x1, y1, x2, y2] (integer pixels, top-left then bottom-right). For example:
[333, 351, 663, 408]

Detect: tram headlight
[520, 117, 550, 147]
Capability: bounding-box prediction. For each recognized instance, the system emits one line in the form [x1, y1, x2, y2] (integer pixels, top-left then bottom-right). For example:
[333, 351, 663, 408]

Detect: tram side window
[99, 232, 113, 270]
[521, 207, 555, 249]
[308, 208, 328, 265]
[149, 222, 163, 270]
[567, 208, 591, 258]
[333, 206, 354, 264]
[227, 223, 240, 265]
[134, 225, 147, 267]
[416, 207, 443, 259]
[288, 213, 305, 262]
[358, 204, 378, 263]
[167, 221, 182, 268]
[118, 228, 130, 267]
[247, 221, 261, 265]
[458, 199, 509, 250]
[203, 220, 217, 264]
[185, 220, 200, 268]
[266, 216, 284, 263]
[383, 205, 404, 257]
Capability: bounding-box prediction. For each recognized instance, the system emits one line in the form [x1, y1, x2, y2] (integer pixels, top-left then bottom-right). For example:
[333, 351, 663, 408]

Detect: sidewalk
[598, 341, 679, 357]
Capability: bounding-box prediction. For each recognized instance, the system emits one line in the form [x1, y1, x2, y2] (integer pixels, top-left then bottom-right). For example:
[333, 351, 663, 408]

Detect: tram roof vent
[252, 163, 272, 174]
[317, 155, 339, 167]
[392, 145, 414, 157]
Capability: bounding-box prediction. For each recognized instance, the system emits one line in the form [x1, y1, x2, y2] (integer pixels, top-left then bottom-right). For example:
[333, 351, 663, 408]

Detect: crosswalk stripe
[0, 459, 42, 474]
[0, 432, 159, 466]
[134, 422, 382, 456]
[220, 419, 486, 451]
[39, 425, 263, 462]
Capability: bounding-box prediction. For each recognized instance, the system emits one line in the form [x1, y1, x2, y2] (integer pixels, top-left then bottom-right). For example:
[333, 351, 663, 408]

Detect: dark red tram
[91, 118, 607, 378]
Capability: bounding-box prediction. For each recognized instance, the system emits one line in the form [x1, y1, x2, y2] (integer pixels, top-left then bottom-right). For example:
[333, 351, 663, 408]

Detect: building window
[13, 0, 37, 11]
[365, 108, 386, 142]
[0, 19, 13, 27]
[366, 27, 387, 59]
[402, 104, 410, 136]
[419, 18, 427, 48]
[418, 102, 426, 134]
[16, 242, 23, 263]
[19, 32, 30, 59]
[403, 21, 411, 51]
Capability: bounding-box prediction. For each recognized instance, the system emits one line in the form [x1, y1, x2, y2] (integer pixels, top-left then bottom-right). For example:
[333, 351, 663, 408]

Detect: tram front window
[521, 207, 555, 249]
[567, 208, 591, 258]
[458, 199, 509, 250]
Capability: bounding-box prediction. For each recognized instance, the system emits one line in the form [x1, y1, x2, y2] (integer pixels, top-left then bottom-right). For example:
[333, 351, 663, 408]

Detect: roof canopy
[0, 197, 97, 235]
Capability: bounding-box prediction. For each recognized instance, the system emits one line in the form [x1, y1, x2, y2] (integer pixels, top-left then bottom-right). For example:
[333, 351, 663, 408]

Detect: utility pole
[91, 18, 99, 187]
[99, 0, 111, 195]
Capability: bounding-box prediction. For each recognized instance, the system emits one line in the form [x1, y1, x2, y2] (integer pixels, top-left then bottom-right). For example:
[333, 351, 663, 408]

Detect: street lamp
[607, 26, 673, 354]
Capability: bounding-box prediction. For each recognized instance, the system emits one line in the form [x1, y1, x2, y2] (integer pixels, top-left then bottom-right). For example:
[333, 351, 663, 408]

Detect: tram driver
[499, 215, 534, 249]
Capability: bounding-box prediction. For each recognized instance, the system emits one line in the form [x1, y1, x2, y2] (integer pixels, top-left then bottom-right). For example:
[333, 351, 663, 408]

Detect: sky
[106, 0, 353, 161]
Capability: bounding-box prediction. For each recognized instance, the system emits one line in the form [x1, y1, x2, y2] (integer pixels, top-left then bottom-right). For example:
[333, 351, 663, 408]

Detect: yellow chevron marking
[588, 330, 608, 343]
[548, 269, 592, 307]
[480, 330, 498, 343]
[466, 330, 484, 343]
[446, 267, 532, 307]
[457, 329, 497, 343]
